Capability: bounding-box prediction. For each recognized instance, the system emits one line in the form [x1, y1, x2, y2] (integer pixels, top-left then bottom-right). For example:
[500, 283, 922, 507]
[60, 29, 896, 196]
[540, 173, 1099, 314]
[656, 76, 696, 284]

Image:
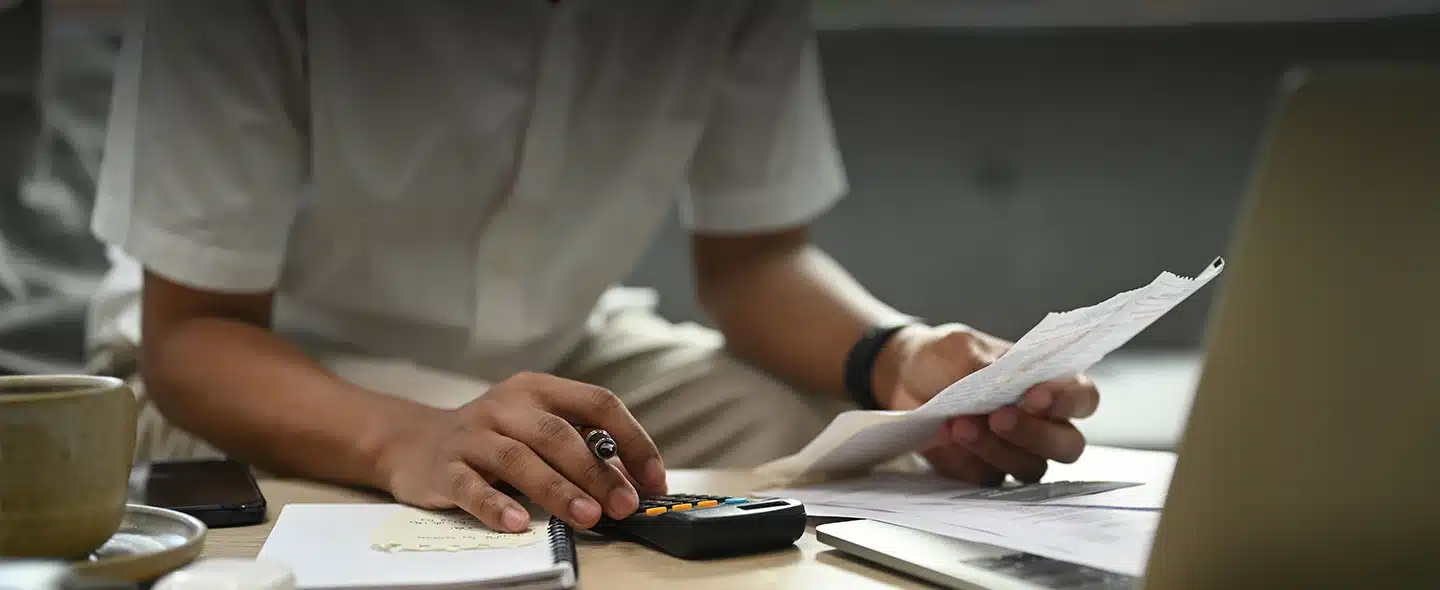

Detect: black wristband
[844, 321, 919, 411]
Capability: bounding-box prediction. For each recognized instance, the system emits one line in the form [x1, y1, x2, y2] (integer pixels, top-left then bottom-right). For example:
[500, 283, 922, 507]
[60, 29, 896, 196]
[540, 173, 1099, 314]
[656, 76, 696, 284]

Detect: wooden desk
[202, 446, 1173, 589]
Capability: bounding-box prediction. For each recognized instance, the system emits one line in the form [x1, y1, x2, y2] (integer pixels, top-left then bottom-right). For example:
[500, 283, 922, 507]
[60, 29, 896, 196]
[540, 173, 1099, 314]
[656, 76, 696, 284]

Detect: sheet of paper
[917, 257, 1225, 418]
[919, 504, 1160, 576]
[769, 473, 1142, 510]
[813, 502, 1159, 576]
[762, 470, 1162, 513]
[1042, 483, 1167, 510]
[756, 258, 1223, 480]
[752, 410, 947, 478]
[1042, 445, 1176, 510]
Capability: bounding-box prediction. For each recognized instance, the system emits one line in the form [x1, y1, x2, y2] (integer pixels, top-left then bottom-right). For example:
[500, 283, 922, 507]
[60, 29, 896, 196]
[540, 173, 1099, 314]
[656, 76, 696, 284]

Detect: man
[89, 0, 1099, 533]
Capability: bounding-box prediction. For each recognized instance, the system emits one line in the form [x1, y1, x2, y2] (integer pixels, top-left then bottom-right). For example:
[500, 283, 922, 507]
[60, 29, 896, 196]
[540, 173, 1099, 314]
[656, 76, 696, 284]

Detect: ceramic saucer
[70, 504, 207, 583]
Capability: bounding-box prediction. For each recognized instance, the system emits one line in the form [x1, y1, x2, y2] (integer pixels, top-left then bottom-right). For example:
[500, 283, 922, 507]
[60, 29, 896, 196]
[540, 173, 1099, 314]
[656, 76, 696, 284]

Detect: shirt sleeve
[680, 0, 848, 234]
[91, 0, 308, 293]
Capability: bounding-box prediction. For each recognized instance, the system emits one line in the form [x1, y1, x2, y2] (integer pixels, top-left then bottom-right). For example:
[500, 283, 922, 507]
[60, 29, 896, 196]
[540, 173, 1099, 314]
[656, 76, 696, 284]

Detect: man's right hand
[376, 372, 668, 532]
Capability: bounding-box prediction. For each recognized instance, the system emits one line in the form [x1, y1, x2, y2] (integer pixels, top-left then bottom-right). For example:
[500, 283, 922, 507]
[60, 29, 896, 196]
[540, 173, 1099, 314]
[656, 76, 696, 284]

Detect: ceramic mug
[0, 375, 137, 558]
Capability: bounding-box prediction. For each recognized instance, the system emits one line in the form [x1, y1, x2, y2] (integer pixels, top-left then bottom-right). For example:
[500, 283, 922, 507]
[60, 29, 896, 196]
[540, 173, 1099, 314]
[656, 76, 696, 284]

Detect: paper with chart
[776, 474, 1162, 575]
[756, 258, 1224, 480]
[759, 446, 1174, 513]
[812, 502, 1160, 576]
[761, 472, 1155, 512]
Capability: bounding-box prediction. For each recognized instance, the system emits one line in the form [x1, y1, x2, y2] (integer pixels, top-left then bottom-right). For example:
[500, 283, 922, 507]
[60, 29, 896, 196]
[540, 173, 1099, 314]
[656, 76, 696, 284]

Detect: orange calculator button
[644, 507, 668, 516]
[670, 503, 693, 511]
[696, 500, 719, 509]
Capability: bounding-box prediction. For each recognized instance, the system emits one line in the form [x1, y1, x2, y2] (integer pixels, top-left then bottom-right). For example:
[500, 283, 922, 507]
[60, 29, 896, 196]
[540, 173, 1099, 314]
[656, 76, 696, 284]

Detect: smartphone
[137, 458, 266, 528]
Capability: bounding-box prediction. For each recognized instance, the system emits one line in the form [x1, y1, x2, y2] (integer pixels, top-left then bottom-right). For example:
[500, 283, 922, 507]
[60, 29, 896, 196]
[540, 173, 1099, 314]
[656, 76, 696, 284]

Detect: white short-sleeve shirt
[90, 0, 846, 380]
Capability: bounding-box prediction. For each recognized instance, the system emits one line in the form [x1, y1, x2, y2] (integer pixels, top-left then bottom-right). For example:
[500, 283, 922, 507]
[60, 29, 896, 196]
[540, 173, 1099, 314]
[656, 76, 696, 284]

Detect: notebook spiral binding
[547, 516, 578, 580]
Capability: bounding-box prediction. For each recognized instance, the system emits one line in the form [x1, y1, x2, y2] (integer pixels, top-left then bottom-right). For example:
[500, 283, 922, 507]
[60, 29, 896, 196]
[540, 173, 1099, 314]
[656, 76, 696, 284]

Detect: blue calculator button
[723, 497, 747, 505]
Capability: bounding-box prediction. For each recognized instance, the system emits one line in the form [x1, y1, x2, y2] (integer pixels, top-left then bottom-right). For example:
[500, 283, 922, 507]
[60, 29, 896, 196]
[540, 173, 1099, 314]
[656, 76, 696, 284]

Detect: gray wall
[627, 14, 1440, 349]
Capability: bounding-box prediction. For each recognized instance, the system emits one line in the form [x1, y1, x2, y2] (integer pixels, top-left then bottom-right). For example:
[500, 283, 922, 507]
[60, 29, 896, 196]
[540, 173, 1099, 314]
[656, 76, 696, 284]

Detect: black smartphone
[137, 458, 266, 528]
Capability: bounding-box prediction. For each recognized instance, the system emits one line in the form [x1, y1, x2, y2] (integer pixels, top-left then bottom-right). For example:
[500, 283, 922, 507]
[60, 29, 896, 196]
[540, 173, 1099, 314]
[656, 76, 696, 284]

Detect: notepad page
[257, 504, 568, 590]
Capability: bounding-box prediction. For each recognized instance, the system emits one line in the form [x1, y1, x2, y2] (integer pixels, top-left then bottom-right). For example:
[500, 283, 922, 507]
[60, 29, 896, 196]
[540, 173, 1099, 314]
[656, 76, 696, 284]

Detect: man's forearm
[694, 230, 921, 401]
[142, 317, 436, 490]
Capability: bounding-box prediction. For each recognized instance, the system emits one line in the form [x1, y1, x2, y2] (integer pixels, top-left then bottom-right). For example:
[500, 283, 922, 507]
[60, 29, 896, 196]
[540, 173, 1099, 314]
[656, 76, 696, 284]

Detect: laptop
[817, 65, 1440, 589]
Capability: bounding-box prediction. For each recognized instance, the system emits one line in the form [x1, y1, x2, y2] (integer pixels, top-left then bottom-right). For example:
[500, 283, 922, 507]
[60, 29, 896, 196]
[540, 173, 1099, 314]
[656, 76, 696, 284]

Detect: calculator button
[670, 503, 693, 511]
[695, 500, 718, 509]
[723, 498, 748, 505]
[644, 507, 668, 516]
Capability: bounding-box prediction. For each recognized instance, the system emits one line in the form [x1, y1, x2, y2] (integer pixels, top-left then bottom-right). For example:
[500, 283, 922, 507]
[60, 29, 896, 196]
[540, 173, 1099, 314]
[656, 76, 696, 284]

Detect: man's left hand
[877, 323, 1100, 485]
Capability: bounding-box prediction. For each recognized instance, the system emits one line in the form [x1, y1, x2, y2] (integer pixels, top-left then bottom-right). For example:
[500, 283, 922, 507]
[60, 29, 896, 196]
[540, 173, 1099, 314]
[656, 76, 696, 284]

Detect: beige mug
[0, 375, 137, 558]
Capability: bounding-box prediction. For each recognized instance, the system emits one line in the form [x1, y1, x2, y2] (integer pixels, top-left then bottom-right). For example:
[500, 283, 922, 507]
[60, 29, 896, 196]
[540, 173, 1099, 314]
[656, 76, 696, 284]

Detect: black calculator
[593, 494, 807, 559]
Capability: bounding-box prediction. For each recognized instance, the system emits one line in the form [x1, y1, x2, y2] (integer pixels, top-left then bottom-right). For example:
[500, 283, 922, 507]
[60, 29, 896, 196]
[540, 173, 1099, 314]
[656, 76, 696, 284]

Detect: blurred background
[3, 0, 1439, 451]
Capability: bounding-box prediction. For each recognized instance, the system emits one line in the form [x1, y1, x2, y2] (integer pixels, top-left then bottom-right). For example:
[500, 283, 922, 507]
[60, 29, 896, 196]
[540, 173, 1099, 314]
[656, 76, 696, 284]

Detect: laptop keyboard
[965, 553, 1138, 590]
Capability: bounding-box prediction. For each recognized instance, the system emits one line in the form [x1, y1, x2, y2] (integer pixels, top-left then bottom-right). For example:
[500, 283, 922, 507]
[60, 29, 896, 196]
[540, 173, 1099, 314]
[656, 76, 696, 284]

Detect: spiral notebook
[256, 504, 577, 589]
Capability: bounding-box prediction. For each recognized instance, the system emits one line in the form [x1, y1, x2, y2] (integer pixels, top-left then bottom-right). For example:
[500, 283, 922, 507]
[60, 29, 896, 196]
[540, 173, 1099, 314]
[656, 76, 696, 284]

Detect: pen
[579, 427, 617, 460]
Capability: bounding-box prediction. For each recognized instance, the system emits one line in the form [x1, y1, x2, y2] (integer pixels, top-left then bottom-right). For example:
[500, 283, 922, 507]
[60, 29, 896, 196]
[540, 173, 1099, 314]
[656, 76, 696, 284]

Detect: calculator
[593, 494, 807, 559]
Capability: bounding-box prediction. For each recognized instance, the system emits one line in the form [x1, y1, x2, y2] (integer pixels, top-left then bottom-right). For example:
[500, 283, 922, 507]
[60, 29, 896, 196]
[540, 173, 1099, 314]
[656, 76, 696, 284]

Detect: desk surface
[203, 446, 1173, 590]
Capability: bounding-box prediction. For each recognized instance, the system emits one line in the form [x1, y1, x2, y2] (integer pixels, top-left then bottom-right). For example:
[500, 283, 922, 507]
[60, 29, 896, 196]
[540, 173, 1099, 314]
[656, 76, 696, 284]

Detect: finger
[497, 409, 638, 519]
[465, 431, 604, 529]
[1045, 376, 1100, 420]
[946, 415, 985, 445]
[1021, 376, 1100, 420]
[516, 373, 667, 495]
[990, 406, 1086, 464]
[1019, 384, 1054, 415]
[923, 444, 1005, 487]
[611, 458, 641, 490]
[955, 413, 1049, 483]
[444, 462, 532, 532]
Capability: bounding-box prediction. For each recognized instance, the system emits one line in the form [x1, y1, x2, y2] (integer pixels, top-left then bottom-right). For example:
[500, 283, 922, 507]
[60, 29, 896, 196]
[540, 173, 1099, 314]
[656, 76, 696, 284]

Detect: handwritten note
[370, 506, 545, 552]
